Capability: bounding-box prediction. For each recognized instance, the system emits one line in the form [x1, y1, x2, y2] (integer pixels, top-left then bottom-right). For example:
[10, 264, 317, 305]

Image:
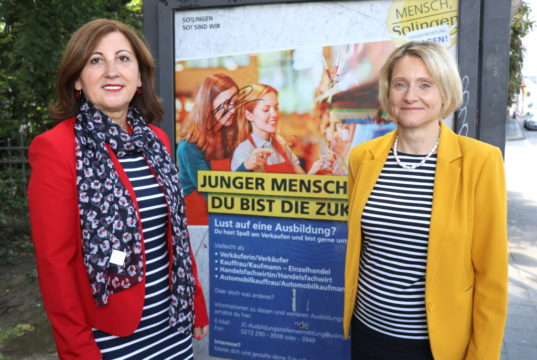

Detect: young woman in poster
[230, 83, 329, 174]
[177, 73, 253, 224]
[343, 41, 507, 359]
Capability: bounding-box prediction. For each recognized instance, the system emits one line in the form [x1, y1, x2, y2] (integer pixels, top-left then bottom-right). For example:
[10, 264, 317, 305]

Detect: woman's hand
[243, 148, 272, 170]
[193, 325, 209, 341]
[307, 153, 335, 174]
[331, 127, 352, 158]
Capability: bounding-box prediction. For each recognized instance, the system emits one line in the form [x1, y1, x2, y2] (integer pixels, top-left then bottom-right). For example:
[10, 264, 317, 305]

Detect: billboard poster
[173, 1, 458, 359]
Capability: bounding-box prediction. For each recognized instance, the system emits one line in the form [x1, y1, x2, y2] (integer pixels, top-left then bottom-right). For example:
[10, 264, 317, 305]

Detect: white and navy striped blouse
[354, 150, 437, 340]
[93, 153, 193, 360]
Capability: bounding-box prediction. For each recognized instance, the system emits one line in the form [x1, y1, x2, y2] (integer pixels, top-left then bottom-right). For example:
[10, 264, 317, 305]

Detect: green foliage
[509, 1, 534, 107]
[0, 0, 143, 142]
[0, 1, 142, 263]
[0, 167, 32, 264]
[0, 324, 35, 345]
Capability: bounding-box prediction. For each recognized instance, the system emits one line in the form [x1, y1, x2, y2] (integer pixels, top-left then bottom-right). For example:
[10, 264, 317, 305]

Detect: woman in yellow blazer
[343, 41, 507, 359]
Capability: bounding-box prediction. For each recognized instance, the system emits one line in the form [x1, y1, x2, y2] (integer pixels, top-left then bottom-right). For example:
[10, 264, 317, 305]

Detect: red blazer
[28, 117, 209, 360]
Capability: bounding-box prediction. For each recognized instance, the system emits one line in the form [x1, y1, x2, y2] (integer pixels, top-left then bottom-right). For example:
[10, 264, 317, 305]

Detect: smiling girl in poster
[231, 83, 331, 174]
[177, 74, 252, 224]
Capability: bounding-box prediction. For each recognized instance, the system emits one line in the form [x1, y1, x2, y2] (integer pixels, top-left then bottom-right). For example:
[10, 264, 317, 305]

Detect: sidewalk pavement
[501, 129, 537, 360]
[506, 117, 526, 141]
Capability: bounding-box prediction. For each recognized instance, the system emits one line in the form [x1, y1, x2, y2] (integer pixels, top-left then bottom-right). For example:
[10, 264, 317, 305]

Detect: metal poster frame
[456, 0, 511, 152]
[142, 1, 511, 358]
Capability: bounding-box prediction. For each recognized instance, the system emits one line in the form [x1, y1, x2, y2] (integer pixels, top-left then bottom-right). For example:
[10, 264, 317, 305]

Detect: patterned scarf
[74, 100, 195, 333]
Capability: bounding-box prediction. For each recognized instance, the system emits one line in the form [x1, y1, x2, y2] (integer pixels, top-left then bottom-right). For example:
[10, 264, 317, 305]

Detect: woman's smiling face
[211, 87, 238, 131]
[246, 91, 279, 140]
[75, 31, 141, 122]
[388, 55, 444, 130]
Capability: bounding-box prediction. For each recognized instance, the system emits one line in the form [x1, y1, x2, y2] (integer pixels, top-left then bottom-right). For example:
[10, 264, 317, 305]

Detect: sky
[523, 0, 537, 77]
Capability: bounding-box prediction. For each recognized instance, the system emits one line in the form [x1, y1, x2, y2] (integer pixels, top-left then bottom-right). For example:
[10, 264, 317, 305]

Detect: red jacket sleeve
[191, 249, 209, 327]
[150, 125, 209, 328]
[28, 132, 102, 360]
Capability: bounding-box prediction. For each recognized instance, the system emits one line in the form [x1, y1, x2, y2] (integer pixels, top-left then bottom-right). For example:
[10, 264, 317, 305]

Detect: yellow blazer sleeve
[343, 146, 362, 338]
[347, 147, 361, 202]
[466, 146, 508, 359]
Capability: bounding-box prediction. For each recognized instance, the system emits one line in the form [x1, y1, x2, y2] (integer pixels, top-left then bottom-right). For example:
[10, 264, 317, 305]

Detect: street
[502, 127, 537, 360]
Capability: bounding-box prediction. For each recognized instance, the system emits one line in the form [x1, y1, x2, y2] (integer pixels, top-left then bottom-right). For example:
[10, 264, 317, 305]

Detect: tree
[0, 0, 142, 143]
[508, 1, 534, 107]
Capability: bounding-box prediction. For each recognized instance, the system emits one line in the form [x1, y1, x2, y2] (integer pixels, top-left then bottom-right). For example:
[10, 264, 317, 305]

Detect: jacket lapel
[351, 131, 396, 227]
[427, 122, 462, 280]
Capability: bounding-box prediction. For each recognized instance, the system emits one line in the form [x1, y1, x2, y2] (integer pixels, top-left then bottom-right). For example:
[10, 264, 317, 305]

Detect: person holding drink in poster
[231, 83, 331, 174]
[343, 41, 507, 359]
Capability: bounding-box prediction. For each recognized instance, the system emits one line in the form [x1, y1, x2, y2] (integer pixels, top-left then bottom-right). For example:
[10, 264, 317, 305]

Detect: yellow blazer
[343, 122, 508, 360]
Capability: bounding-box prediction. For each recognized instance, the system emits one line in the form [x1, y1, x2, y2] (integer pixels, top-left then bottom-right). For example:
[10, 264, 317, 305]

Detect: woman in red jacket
[28, 19, 208, 360]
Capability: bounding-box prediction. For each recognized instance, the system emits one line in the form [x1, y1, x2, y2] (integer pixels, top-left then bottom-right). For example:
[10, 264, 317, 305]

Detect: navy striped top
[354, 150, 437, 340]
[93, 153, 193, 360]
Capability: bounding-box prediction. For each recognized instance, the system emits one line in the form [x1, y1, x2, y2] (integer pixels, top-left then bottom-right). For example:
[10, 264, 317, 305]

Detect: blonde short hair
[378, 41, 462, 120]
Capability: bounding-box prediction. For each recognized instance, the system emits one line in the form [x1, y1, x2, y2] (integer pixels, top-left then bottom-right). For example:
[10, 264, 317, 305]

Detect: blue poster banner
[209, 213, 350, 360]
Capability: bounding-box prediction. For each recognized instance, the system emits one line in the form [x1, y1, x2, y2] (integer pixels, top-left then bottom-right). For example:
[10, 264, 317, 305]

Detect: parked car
[523, 112, 537, 131]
